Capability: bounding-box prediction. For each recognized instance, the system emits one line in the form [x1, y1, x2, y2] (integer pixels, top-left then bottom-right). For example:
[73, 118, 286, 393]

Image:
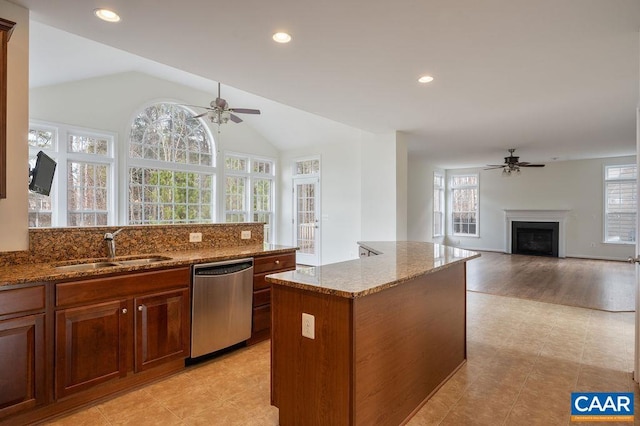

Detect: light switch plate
[241, 230, 251, 239]
[302, 313, 315, 339]
[189, 232, 202, 243]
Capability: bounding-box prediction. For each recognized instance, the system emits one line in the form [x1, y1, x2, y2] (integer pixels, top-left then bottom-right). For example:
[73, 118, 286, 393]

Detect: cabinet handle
[138, 305, 143, 312]
[275, 260, 280, 265]
[122, 308, 127, 314]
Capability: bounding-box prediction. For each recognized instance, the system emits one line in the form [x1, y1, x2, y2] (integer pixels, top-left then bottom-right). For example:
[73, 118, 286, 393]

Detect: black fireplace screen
[512, 221, 559, 257]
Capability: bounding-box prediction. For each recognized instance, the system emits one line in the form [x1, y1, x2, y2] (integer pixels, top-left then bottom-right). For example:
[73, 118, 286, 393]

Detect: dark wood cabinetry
[0, 17, 15, 200]
[54, 268, 190, 399]
[55, 299, 129, 399]
[248, 252, 296, 345]
[134, 289, 189, 372]
[0, 285, 46, 419]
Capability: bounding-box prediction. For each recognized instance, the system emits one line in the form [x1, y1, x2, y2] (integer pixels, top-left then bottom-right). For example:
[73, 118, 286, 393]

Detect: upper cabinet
[0, 17, 15, 199]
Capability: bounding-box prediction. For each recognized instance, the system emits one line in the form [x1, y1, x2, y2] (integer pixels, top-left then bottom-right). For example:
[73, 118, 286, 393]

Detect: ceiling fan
[186, 82, 260, 127]
[485, 148, 545, 176]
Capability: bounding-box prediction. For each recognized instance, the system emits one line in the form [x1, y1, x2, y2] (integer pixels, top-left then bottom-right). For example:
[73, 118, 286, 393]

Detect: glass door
[293, 177, 320, 265]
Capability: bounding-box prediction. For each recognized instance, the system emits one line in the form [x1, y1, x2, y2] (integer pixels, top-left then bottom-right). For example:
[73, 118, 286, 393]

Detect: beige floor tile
[40, 291, 638, 426]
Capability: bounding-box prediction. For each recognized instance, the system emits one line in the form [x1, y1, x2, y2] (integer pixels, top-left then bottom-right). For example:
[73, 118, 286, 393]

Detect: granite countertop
[0, 244, 297, 287]
[266, 241, 480, 298]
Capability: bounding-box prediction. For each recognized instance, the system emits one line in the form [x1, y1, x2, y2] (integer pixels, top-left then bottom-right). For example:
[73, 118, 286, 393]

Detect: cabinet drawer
[0, 285, 45, 317]
[56, 267, 190, 307]
[252, 304, 271, 333]
[253, 253, 296, 274]
[253, 288, 270, 307]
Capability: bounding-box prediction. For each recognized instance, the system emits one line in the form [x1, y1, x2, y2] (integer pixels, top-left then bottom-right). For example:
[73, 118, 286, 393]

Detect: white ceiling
[13, 0, 640, 168]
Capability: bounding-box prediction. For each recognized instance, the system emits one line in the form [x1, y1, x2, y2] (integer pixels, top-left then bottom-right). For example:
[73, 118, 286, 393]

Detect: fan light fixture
[418, 75, 434, 83]
[502, 165, 521, 177]
[94, 8, 121, 22]
[273, 32, 292, 43]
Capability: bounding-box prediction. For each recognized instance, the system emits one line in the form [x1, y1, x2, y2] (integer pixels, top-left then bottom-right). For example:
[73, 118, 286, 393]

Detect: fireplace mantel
[504, 210, 570, 257]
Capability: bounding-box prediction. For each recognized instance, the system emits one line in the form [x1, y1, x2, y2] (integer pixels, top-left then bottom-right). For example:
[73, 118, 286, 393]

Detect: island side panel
[353, 263, 467, 426]
[271, 285, 354, 426]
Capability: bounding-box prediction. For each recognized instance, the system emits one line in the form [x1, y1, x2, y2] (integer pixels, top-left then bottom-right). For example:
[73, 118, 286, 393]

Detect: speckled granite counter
[0, 244, 297, 286]
[266, 241, 479, 298]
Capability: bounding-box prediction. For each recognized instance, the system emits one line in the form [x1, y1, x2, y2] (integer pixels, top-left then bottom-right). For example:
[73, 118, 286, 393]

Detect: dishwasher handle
[194, 259, 253, 276]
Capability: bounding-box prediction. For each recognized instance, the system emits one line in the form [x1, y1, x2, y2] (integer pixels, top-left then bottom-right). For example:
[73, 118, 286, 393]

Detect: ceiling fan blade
[520, 164, 545, 167]
[229, 113, 243, 123]
[181, 104, 214, 111]
[193, 112, 208, 119]
[484, 166, 506, 170]
[230, 108, 261, 115]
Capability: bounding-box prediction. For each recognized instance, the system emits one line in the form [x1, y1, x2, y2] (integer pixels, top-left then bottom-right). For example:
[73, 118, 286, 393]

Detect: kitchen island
[266, 241, 479, 426]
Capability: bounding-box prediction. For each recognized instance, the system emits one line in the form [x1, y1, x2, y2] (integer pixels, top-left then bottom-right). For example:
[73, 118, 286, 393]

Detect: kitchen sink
[115, 256, 172, 266]
[55, 261, 120, 272]
[55, 256, 172, 271]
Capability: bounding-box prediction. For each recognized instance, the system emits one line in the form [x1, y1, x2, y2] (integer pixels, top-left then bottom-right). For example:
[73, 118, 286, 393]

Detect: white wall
[407, 154, 444, 243]
[30, 71, 279, 224]
[279, 139, 363, 265]
[407, 155, 635, 261]
[395, 132, 408, 240]
[360, 132, 398, 241]
[0, 1, 28, 252]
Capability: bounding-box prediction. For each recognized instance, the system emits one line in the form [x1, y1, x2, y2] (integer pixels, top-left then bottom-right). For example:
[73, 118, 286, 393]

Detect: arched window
[128, 103, 216, 224]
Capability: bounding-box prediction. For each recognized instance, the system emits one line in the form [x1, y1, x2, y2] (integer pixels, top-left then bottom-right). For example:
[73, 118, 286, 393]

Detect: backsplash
[0, 223, 265, 267]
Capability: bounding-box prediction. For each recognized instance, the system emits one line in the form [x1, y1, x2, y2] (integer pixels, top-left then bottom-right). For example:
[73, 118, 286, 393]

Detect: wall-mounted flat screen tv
[29, 151, 56, 196]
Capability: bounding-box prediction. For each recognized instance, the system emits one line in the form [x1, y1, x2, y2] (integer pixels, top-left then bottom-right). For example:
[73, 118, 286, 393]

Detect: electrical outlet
[241, 230, 251, 240]
[189, 232, 202, 243]
[302, 313, 315, 339]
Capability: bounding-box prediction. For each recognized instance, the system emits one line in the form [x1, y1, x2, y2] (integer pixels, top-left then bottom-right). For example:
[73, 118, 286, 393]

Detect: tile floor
[43, 292, 637, 425]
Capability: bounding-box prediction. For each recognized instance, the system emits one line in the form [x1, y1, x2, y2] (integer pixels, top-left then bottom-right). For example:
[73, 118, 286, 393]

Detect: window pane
[129, 103, 213, 166]
[68, 134, 109, 155]
[28, 128, 55, 149]
[451, 174, 479, 236]
[604, 165, 637, 243]
[128, 167, 214, 225]
[67, 161, 109, 226]
[295, 159, 320, 175]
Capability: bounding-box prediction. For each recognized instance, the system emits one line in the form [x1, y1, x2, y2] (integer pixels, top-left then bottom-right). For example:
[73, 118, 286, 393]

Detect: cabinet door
[135, 289, 189, 372]
[0, 314, 45, 418]
[55, 300, 129, 399]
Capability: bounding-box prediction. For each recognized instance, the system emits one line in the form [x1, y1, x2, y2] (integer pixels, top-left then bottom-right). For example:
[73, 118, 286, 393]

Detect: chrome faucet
[104, 228, 125, 259]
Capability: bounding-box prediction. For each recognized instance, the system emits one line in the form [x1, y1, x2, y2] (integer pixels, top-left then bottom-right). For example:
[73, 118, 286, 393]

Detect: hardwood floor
[467, 251, 635, 312]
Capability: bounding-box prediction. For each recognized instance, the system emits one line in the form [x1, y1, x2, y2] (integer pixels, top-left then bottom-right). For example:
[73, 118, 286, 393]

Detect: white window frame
[604, 164, 636, 244]
[126, 102, 217, 225]
[449, 173, 479, 237]
[433, 171, 444, 238]
[223, 152, 277, 243]
[28, 120, 117, 227]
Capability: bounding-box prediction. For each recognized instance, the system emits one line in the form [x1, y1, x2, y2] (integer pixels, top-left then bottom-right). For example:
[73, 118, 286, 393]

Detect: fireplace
[504, 210, 570, 258]
[512, 221, 559, 257]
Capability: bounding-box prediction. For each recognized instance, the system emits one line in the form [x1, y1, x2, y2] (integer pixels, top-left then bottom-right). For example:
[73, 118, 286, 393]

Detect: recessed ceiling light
[272, 32, 292, 43]
[94, 8, 121, 23]
[418, 75, 434, 84]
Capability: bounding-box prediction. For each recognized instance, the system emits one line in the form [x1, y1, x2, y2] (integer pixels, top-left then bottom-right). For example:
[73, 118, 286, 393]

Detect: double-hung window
[28, 121, 116, 227]
[433, 172, 444, 237]
[604, 164, 636, 243]
[224, 153, 276, 243]
[450, 174, 479, 236]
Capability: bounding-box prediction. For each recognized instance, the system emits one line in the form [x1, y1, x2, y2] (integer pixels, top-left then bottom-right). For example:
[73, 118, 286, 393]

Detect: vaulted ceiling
[12, 0, 640, 168]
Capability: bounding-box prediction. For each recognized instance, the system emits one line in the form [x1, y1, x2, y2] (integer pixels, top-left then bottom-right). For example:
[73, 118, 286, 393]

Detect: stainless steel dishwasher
[191, 258, 254, 358]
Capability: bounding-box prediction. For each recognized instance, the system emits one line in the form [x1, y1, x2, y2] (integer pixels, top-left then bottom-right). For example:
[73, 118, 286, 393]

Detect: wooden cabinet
[134, 289, 189, 372]
[248, 252, 296, 345]
[0, 17, 15, 199]
[54, 268, 190, 399]
[55, 299, 129, 399]
[0, 285, 46, 419]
